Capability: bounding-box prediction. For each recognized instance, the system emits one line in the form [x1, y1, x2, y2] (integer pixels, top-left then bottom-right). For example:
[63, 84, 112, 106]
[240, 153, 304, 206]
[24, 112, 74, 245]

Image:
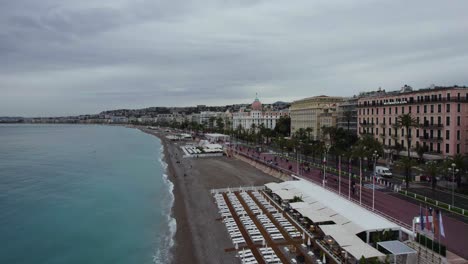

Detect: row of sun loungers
[214, 193, 246, 245]
[237, 249, 257, 264]
[271, 212, 301, 238]
[252, 191, 277, 213]
[259, 247, 281, 263]
[183, 146, 202, 154]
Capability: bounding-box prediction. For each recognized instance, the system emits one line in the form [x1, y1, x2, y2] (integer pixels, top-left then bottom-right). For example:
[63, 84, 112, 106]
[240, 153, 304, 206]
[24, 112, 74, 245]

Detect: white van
[375, 166, 392, 178]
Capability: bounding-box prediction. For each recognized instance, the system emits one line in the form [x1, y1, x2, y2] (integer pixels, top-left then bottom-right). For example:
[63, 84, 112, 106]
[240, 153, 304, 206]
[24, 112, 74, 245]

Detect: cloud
[0, 0, 467, 116]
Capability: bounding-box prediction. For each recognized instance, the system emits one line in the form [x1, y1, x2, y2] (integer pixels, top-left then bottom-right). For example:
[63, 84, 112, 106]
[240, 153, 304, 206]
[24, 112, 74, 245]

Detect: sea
[0, 124, 175, 264]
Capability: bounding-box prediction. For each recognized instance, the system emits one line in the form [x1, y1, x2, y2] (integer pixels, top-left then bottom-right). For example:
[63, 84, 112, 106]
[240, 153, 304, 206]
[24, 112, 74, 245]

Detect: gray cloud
[0, 0, 467, 116]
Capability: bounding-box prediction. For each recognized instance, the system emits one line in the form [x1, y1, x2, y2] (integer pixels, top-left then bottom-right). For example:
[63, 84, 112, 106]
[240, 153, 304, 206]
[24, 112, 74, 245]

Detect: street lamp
[372, 150, 379, 211]
[448, 163, 459, 207]
[323, 144, 330, 187]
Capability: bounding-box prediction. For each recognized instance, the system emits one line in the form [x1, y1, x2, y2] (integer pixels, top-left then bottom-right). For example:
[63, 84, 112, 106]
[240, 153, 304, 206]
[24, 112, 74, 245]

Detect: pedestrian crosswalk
[363, 183, 387, 190]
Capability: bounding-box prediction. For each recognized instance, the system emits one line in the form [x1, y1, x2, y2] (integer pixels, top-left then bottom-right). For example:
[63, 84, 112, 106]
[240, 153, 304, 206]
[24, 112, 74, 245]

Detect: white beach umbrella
[242, 249, 245, 263]
[303, 232, 306, 241]
[262, 238, 265, 247]
[323, 253, 326, 263]
[235, 242, 238, 250]
[307, 237, 311, 247]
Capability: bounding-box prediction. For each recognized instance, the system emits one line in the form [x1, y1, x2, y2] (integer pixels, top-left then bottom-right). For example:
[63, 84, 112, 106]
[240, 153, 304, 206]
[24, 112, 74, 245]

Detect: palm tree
[396, 114, 419, 188]
[395, 156, 417, 188]
[343, 111, 353, 131]
[424, 161, 440, 190]
[305, 127, 313, 143]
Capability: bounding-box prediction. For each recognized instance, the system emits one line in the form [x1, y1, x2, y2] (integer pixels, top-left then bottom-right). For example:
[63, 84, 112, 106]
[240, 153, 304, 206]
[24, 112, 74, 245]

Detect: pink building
[357, 86, 468, 159]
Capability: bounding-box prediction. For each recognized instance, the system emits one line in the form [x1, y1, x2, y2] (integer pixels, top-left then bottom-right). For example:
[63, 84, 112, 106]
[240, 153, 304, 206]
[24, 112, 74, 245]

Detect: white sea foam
[153, 142, 176, 264]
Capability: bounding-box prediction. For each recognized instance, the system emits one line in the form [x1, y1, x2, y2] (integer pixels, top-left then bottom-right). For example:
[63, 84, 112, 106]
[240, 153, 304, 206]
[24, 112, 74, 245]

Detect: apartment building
[357, 85, 468, 158]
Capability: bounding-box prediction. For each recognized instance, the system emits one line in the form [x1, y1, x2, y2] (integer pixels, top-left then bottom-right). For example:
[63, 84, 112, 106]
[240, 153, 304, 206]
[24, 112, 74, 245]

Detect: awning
[377, 241, 417, 256]
[320, 225, 385, 259]
[264, 182, 282, 192]
[289, 202, 310, 210]
[274, 189, 296, 201]
[345, 243, 385, 259]
[297, 207, 332, 223]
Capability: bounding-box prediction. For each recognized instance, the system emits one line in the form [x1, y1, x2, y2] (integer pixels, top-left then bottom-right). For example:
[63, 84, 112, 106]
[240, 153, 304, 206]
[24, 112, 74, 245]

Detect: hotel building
[357, 86, 468, 159]
[232, 96, 288, 131]
[290, 96, 345, 139]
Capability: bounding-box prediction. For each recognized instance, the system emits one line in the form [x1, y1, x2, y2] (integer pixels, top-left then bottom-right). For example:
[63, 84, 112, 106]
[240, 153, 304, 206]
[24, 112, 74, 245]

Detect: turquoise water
[0, 124, 174, 264]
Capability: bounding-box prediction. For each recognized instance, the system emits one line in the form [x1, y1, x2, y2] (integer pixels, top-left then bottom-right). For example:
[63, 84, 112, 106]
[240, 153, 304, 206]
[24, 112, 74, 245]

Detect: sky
[1, 0, 468, 116]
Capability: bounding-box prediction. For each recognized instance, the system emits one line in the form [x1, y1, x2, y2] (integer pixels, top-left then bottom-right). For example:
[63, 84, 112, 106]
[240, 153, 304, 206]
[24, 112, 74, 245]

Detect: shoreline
[141, 128, 197, 264]
[138, 127, 281, 264]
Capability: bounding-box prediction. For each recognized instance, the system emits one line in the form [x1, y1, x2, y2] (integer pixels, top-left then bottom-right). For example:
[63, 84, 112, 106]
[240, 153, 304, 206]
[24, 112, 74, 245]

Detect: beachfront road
[233, 146, 468, 260]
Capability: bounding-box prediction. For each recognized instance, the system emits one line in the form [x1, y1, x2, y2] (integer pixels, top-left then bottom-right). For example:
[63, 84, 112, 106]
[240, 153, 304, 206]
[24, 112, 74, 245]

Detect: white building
[232, 96, 288, 131]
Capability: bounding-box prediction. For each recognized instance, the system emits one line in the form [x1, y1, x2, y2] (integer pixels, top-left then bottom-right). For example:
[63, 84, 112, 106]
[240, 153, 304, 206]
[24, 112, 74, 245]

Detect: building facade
[357, 86, 468, 158]
[232, 96, 288, 131]
[337, 97, 358, 134]
[290, 95, 345, 139]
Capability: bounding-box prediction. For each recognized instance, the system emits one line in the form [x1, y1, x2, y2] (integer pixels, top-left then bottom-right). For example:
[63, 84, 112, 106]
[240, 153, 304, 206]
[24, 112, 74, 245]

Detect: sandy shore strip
[139, 128, 281, 264]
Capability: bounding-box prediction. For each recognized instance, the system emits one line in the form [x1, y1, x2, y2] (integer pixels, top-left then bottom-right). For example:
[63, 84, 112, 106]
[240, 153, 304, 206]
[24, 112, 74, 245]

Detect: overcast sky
[1, 0, 467, 116]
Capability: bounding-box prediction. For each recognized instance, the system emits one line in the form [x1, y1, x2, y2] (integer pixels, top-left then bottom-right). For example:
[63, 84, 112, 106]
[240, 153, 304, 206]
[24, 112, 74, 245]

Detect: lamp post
[372, 150, 379, 211]
[323, 144, 330, 187]
[448, 163, 459, 207]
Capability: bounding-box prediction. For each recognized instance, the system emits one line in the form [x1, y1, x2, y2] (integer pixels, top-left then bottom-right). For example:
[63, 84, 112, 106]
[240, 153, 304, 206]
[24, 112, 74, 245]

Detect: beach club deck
[212, 187, 321, 264]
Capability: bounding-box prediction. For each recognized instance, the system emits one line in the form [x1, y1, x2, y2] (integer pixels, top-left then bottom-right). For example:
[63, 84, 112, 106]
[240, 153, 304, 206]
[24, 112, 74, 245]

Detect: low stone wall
[232, 152, 292, 182]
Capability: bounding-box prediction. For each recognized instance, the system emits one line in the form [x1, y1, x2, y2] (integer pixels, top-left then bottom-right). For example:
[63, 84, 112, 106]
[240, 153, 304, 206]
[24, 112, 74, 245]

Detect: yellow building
[290, 95, 344, 139]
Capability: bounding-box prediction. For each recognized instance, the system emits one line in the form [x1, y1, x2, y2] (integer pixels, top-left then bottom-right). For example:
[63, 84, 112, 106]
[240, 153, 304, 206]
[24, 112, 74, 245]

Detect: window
[437, 143, 441, 152]
[367, 108, 369, 115]
[438, 116, 441, 125]
[376, 128, 379, 135]
[447, 104, 450, 113]
[431, 105, 434, 113]
[416, 129, 420, 137]
[388, 139, 391, 146]
[446, 130, 450, 140]
[446, 144, 450, 153]
[377, 108, 379, 115]
[446, 116, 450, 126]
[402, 106, 404, 114]
[371, 108, 374, 115]
[359, 109, 361, 115]
[458, 93, 460, 100]
[409, 106, 412, 113]
[395, 107, 398, 114]
[457, 130, 460, 140]
[388, 128, 391, 135]
[430, 116, 434, 125]
[383, 108, 386, 115]
[447, 93, 451, 101]
[417, 106, 420, 113]
[458, 104, 461, 112]
[424, 105, 427, 113]
[457, 144, 460, 154]
[389, 108, 392, 115]
[389, 118, 392, 125]
[438, 104, 441, 113]
[457, 116, 461, 126]
[401, 129, 404, 136]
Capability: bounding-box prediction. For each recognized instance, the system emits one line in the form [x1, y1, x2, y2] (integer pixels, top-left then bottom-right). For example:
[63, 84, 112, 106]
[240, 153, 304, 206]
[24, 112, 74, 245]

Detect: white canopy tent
[289, 202, 311, 210]
[321, 225, 385, 260]
[284, 179, 400, 233]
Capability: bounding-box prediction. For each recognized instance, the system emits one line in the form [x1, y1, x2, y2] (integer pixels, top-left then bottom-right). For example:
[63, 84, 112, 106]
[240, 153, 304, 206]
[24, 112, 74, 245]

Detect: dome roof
[251, 95, 262, 111]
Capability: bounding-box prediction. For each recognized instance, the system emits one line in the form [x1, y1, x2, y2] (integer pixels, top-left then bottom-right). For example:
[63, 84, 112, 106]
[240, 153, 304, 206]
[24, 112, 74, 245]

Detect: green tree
[395, 156, 417, 188]
[425, 161, 440, 190]
[216, 117, 224, 132]
[274, 116, 291, 137]
[396, 114, 419, 188]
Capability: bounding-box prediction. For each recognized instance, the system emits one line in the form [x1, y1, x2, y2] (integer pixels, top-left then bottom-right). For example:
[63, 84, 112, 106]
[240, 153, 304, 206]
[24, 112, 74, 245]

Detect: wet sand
[140, 128, 280, 264]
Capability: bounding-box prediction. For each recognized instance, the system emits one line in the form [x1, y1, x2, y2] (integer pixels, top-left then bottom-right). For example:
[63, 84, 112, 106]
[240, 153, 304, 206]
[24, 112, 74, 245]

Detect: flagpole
[359, 158, 362, 205]
[338, 155, 341, 196]
[348, 157, 351, 200]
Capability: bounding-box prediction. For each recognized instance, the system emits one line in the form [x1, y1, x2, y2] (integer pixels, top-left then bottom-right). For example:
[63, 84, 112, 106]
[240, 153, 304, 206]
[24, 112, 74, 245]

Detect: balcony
[419, 136, 443, 142]
[359, 122, 375, 127]
[419, 123, 444, 129]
